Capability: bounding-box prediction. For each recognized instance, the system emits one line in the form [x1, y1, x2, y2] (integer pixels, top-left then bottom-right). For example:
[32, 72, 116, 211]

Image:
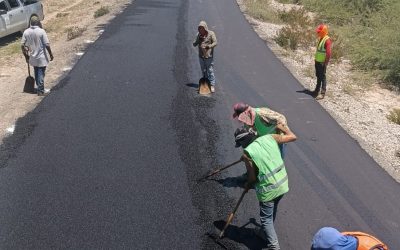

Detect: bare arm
[46, 45, 54, 61]
[271, 123, 297, 144]
[242, 153, 257, 188]
[21, 46, 29, 63]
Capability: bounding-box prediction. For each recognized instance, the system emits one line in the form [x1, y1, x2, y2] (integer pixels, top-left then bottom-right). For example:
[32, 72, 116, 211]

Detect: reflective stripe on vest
[315, 35, 329, 62]
[256, 175, 288, 194]
[258, 163, 284, 182]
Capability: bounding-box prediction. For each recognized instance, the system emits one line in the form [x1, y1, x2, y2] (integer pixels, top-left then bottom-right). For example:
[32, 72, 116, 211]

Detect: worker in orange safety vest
[311, 227, 388, 250]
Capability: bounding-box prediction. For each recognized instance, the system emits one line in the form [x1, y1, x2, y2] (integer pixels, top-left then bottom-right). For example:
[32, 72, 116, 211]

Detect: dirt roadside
[0, 0, 131, 142]
[236, 0, 400, 182]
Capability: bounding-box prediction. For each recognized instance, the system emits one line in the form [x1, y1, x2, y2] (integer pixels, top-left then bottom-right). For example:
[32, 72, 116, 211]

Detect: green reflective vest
[244, 135, 289, 202]
[254, 108, 276, 136]
[315, 35, 330, 63]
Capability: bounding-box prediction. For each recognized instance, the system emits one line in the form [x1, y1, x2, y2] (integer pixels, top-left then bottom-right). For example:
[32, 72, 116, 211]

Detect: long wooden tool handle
[218, 188, 249, 238]
[206, 159, 242, 178]
[27, 63, 31, 77]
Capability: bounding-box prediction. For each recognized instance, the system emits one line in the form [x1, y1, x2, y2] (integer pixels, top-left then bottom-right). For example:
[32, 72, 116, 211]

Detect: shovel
[23, 62, 35, 93]
[198, 77, 211, 95]
[218, 187, 249, 238]
[206, 187, 249, 248]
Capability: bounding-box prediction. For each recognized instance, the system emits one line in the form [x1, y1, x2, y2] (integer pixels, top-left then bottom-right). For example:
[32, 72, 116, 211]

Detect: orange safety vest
[342, 232, 388, 250]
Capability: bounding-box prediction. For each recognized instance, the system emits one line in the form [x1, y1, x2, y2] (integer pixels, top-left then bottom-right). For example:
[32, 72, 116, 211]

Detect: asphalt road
[0, 0, 399, 249]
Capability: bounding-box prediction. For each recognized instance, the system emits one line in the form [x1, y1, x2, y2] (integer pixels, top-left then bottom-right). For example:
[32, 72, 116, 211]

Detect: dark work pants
[314, 61, 327, 94]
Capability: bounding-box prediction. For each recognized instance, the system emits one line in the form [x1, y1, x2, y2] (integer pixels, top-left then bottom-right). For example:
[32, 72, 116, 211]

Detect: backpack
[342, 232, 388, 250]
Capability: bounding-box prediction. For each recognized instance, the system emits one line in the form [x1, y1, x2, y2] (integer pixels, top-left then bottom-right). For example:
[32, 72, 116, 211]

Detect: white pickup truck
[0, 0, 44, 39]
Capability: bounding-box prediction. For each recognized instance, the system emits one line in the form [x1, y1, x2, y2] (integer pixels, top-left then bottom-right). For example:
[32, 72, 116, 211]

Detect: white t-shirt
[21, 26, 50, 67]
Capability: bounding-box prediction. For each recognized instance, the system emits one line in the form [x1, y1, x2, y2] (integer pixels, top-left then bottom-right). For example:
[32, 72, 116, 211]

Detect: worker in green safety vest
[313, 24, 332, 100]
[234, 123, 297, 250]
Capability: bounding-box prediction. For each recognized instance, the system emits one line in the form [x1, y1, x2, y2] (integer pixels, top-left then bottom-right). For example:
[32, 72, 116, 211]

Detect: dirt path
[0, 0, 131, 142]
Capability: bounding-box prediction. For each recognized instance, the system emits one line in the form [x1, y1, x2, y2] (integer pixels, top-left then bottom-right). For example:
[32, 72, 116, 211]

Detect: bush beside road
[237, 0, 400, 182]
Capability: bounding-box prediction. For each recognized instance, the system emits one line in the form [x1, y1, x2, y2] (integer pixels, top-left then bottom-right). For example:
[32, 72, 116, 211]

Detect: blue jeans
[260, 195, 284, 250]
[34, 66, 46, 93]
[199, 57, 215, 86]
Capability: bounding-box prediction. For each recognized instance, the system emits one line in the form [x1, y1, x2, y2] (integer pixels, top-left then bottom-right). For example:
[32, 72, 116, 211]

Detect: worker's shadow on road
[296, 89, 316, 98]
[186, 82, 198, 89]
[211, 175, 247, 189]
[213, 218, 268, 250]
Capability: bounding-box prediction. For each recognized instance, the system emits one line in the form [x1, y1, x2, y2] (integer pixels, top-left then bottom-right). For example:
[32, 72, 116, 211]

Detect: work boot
[37, 91, 49, 97]
[210, 86, 215, 93]
[316, 92, 325, 100]
[311, 89, 319, 98]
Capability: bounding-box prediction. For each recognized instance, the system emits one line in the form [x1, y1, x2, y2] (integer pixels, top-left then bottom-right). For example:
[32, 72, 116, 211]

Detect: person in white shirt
[21, 16, 54, 96]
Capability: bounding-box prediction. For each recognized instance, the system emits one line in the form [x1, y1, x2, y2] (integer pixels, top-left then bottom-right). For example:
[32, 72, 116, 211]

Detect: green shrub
[387, 108, 400, 125]
[278, 8, 312, 28]
[274, 25, 314, 50]
[297, 0, 400, 87]
[328, 31, 345, 63]
[275, 27, 299, 50]
[274, 7, 314, 50]
[94, 6, 110, 18]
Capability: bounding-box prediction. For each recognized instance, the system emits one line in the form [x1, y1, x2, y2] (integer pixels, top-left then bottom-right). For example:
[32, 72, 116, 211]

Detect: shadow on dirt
[0, 33, 21, 47]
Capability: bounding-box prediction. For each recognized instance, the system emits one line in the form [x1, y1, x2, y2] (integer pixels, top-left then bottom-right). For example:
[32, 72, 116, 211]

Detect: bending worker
[233, 102, 288, 158]
[234, 123, 297, 250]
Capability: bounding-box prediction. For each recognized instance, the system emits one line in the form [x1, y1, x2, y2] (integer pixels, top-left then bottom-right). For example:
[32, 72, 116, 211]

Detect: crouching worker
[311, 227, 388, 250]
[234, 123, 297, 249]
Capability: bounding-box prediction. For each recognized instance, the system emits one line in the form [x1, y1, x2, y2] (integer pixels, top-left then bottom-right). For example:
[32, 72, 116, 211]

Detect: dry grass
[56, 12, 70, 18]
[350, 70, 374, 90]
[46, 15, 68, 34]
[245, 0, 281, 23]
[387, 108, 400, 125]
[342, 83, 357, 96]
[66, 26, 87, 41]
[94, 6, 110, 18]
[303, 65, 315, 78]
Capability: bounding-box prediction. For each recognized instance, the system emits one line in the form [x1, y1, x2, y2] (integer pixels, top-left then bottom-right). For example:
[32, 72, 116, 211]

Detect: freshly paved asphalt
[0, 0, 399, 249]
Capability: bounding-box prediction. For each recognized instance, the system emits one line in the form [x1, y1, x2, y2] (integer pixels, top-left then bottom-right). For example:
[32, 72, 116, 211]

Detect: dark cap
[30, 16, 40, 27]
[234, 127, 257, 148]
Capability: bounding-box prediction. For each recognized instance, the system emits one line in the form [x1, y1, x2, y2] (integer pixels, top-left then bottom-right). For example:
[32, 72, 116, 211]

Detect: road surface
[0, 0, 399, 249]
